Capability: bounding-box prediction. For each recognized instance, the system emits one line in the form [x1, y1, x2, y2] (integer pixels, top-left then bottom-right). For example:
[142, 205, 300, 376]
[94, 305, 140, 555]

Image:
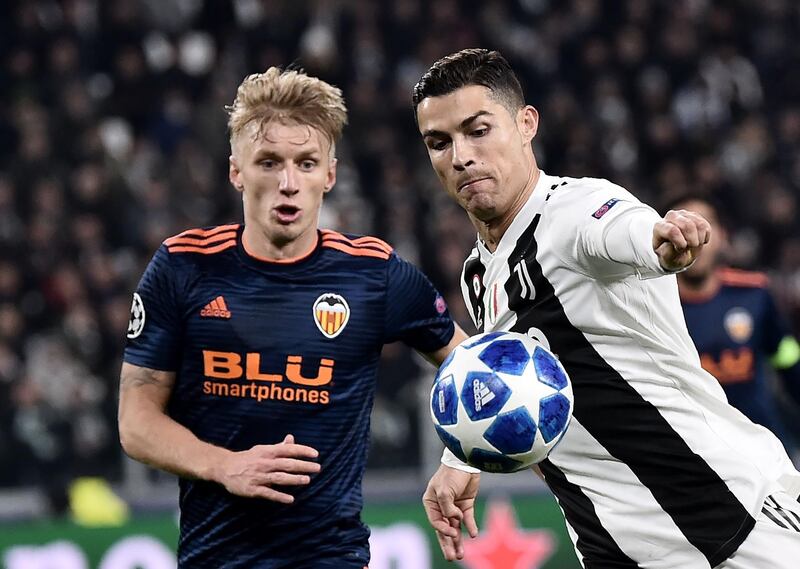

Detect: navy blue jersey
[681, 269, 791, 435]
[123, 224, 454, 568]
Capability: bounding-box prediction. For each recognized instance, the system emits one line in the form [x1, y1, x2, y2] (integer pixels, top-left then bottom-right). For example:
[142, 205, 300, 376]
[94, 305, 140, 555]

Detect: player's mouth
[274, 205, 301, 224]
[457, 177, 491, 193]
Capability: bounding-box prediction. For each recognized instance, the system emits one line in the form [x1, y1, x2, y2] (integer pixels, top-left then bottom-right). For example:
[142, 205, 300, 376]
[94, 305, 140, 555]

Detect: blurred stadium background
[1, 0, 799, 567]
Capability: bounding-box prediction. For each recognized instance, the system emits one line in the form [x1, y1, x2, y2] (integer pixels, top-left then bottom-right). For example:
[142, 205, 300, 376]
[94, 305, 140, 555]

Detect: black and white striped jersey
[445, 171, 800, 568]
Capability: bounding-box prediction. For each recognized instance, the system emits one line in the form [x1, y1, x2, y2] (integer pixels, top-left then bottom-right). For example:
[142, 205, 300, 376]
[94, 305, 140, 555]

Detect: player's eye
[299, 160, 317, 170]
[471, 127, 488, 137]
[428, 139, 449, 152]
[260, 159, 277, 169]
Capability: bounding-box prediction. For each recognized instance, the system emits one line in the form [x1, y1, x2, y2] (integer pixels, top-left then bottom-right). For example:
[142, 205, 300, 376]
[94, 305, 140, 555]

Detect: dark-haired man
[672, 196, 800, 454]
[414, 48, 800, 569]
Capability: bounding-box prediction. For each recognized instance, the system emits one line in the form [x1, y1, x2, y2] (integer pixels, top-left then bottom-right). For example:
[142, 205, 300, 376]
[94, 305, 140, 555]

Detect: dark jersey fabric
[681, 270, 788, 434]
[124, 224, 454, 568]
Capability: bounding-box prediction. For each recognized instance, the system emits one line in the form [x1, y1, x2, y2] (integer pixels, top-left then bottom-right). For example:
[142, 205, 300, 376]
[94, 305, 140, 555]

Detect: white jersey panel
[553, 419, 710, 569]
[459, 171, 800, 568]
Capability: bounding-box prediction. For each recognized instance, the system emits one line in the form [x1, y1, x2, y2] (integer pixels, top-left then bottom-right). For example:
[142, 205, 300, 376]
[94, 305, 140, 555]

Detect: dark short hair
[412, 48, 524, 120]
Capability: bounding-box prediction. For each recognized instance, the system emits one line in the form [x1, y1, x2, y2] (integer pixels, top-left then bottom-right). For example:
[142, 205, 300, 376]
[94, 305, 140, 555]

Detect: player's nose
[279, 164, 300, 194]
[451, 137, 475, 171]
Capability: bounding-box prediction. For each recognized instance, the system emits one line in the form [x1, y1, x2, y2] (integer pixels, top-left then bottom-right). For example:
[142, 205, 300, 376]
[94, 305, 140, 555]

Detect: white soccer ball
[430, 331, 573, 473]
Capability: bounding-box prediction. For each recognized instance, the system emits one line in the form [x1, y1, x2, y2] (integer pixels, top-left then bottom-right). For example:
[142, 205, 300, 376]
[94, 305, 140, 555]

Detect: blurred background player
[671, 196, 800, 456]
[413, 48, 800, 569]
[119, 67, 465, 568]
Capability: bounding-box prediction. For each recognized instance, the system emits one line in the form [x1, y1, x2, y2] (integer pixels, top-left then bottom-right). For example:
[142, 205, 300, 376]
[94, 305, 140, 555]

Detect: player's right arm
[118, 367, 319, 502]
[552, 182, 710, 279]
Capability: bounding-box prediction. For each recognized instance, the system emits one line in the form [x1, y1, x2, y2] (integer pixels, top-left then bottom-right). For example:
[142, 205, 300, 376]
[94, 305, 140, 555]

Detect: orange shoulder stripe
[164, 231, 238, 247]
[164, 224, 240, 245]
[321, 237, 392, 257]
[351, 235, 393, 253]
[718, 268, 768, 288]
[320, 230, 393, 254]
[321, 240, 390, 260]
[167, 240, 237, 255]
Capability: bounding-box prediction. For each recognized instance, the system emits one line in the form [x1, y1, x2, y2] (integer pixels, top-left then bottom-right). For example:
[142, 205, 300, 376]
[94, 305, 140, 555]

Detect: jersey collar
[476, 170, 553, 261]
[236, 225, 323, 271]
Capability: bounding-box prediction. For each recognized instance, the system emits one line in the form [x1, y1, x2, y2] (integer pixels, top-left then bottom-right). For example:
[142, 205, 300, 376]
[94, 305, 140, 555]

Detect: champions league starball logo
[127, 292, 145, 339]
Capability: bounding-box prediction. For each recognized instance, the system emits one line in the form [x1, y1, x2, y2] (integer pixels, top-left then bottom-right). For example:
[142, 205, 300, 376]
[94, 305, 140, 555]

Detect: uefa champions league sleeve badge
[127, 292, 146, 339]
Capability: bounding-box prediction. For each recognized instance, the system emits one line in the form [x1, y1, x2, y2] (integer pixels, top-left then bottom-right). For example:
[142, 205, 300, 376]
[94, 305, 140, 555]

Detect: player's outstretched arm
[423, 464, 480, 561]
[653, 209, 712, 272]
[119, 363, 320, 503]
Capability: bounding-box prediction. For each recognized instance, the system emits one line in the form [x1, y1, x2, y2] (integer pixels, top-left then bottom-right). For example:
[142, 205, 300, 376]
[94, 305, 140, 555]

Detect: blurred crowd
[2, 0, 799, 508]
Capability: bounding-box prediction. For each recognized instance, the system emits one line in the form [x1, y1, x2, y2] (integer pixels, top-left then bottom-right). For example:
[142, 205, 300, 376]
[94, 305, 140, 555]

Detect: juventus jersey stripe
[450, 172, 800, 568]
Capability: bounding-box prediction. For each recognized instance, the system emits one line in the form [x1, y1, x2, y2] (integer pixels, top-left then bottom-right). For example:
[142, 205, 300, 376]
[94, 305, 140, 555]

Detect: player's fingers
[672, 214, 701, 248]
[263, 472, 312, 486]
[423, 501, 459, 538]
[428, 518, 458, 537]
[282, 433, 295, 444]
[685, 213, 711, 245]
[450, 517, 465, 559]
[268, 457, 322, 474]
[463, 507, 479, 538]
[435, 489, 464, 522]
[654, 221, 688, 252]
[251, 486, 295, 504]
[664, 223, 688, 250]
[434, 530, 458, 561]
[258, 443, 319, 459]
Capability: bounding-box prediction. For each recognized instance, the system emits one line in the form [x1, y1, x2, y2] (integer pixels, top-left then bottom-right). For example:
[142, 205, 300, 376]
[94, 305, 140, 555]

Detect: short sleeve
[384, 253, 455, 353]
[123, 245, 184, 371]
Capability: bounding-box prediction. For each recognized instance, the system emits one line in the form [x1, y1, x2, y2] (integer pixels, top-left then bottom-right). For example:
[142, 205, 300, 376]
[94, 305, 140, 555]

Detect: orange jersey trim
[718, 268, 768, 288]
[164, 223, 240, 244]
[164, 231, 238, 248]
[321, 230, 393, 255]
[167, 240, 237, 255]
[351, 236, 392, 254]
[321, 239, 391, 260]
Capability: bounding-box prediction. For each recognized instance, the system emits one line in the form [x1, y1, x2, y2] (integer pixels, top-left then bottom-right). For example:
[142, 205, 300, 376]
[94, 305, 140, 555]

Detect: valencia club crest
[313, 293, 350, 339]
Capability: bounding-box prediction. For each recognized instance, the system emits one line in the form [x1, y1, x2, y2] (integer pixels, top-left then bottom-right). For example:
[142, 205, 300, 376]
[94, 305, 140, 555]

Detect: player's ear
[229, 155, 244, 193]
[324, 158, 337, 194]
[518, 105, 539, 144]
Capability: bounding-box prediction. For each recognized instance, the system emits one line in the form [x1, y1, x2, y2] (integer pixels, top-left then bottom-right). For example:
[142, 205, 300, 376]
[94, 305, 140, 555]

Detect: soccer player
[118, 67, 466, 568]
[413, 49, 800, 568]
[672, 196, 800, 451]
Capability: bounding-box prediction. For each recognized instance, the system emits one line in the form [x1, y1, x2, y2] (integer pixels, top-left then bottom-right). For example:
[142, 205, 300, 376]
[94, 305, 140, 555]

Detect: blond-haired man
[119, 67, 465, 568]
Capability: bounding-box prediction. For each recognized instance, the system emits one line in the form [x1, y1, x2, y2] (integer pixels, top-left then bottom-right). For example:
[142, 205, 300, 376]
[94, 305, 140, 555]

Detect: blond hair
[227, 67, 348, 152]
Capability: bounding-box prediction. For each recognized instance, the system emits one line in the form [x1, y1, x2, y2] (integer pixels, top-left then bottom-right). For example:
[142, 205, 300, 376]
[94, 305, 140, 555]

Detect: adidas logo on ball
[473, 379, 496, 411]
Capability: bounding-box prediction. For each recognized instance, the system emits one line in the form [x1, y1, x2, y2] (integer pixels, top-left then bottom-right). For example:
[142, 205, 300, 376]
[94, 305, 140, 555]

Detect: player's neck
[242, 225, 319, 263]
[678, 270, 720, 301]
[478, 166, 540, 253]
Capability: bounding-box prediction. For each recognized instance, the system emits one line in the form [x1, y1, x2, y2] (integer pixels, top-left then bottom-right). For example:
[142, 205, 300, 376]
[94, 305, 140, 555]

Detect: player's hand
[214, 434, 320, 503]
[653, 209, 712, 272]
[423, 465, 480, 561]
